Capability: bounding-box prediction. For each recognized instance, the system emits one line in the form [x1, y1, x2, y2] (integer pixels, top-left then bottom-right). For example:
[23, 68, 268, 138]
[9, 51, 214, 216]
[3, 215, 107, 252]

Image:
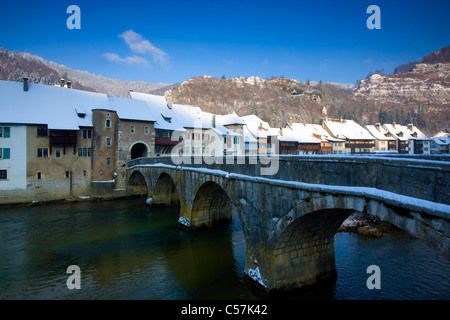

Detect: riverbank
[0, 193, 145, 210]
[338, 211, 401, 238]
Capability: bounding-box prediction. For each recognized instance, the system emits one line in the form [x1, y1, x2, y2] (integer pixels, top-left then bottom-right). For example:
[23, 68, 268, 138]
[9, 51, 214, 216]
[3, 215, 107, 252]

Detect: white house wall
[0, 124, 27, 190]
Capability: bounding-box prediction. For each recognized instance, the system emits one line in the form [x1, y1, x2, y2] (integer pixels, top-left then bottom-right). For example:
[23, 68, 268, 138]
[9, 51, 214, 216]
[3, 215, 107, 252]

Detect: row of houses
[0, 78, 446, 204]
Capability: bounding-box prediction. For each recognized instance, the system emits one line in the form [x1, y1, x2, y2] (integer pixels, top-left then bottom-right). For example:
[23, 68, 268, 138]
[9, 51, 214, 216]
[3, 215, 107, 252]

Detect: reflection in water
[0, 198, 448, 300]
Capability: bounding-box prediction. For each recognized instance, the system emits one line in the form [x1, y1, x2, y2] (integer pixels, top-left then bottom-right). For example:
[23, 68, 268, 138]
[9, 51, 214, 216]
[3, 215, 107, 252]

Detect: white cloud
[119, 29, 168, 64]
[363, 58, 373, 64]
[103, 52, 150, 67]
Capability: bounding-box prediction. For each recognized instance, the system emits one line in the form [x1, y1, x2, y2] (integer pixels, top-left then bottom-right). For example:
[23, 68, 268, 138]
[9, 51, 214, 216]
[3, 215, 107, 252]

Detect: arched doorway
[130, 142, 148, 160]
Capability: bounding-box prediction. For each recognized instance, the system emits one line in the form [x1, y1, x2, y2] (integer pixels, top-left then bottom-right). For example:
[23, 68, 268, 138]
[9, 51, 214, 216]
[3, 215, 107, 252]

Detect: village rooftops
[284, 122, 323, 144]
[308, 124, 346, 143]
[0, 80, 107, 130]
[0, 80, 158, 130]
[130, 91, 216, 132]
[216, 112, 246, 126]
[323, 118, 374, 140]
[241, 114, 279, 139]
[383, 123, 430, 141]
[104, 96, 157, 122]
[365, 124, 396, 141]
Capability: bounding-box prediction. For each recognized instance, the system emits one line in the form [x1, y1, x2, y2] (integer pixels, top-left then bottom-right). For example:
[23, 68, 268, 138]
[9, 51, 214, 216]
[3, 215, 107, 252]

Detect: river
[0, 198, 448, 300]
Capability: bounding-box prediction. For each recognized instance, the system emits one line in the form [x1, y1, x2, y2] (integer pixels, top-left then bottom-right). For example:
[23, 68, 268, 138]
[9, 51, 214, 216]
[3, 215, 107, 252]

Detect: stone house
[0, 79, 156, 204]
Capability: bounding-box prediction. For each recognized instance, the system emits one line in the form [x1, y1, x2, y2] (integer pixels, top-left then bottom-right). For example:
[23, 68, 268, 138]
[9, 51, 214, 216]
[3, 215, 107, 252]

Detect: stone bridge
[126, 154, 450, 292]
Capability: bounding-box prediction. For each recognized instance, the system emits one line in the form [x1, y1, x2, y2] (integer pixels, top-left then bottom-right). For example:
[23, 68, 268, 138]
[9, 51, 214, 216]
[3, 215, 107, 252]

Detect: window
[0, 170, 7, 180]
[144, 126, 149, 134]
[0, 148, 10, 159]
[130, 125, 135, 133]
[106, 119, 111, 128]
[37, 127, 47, 137]
[55, 150, 61, 158]
[78, 148, 91, 158]
[106, 157, 111, 166]
[0, 126, 10, 138]
[82, 129, 92, 139]
[106, 137, 111, 147]
[37, 148, 49, 158]
[37, 172, 42, 180]
[65, 171, 70, 178]
[83, 170, 87, 177]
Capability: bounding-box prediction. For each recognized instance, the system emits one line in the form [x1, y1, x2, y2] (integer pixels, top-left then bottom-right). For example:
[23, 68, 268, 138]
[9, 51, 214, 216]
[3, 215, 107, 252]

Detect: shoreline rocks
[338, 211, 399, 238]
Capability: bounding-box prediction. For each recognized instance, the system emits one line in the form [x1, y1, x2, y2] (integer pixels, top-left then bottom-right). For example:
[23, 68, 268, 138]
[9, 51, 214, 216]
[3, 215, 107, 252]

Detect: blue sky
[1, 0, 449, 85]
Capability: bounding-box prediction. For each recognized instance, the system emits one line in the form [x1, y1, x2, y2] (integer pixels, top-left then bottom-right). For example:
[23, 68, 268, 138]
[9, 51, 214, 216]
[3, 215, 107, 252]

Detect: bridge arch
[272, 208, 354, 289]
[152, 172, 180, 207]
[264, 191, 449, 291]
[127, 170, 148, 196]
[190, 181, 233, 229]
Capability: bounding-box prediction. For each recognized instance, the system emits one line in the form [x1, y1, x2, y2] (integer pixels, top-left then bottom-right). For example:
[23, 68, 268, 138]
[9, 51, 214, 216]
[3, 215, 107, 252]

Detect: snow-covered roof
[241, 115, 278, 139]
[406, 124, 430, 140]
[243, 125, 258, 143]
[0, 80, 107, 130]
[383, 123, 430, 141]
[432, 137, 450, 146]
[323, 118, 374, 140]
[105, 96, 156, 122]
[308, 124, 346, 143]
[286, 123, 322, 143]
[365, 124, 396, 141]
[216, 113, 246, 126]
[130, 91, 217, 131]
[0, 81, 160, 130]
[130, 91, 192, 131]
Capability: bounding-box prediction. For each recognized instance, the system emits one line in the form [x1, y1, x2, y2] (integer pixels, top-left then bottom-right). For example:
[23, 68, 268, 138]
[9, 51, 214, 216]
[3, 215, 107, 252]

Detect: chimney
[127, 89, 133, 99]
[393, 122, 397, 129]
[340, 117, 343, 123]
[23, 77, 28, 92]
[66, 81, 72, 89]
[212, 114, 216, 128]
[407, 123, 414, 131]
[60, 78, 65, 87]
[259, 122, 263, 131]
[288, 117, 293, 126]
[164, 90, 173, 109]
[375, 123, 381, 132]
[280, 127, 283, 136]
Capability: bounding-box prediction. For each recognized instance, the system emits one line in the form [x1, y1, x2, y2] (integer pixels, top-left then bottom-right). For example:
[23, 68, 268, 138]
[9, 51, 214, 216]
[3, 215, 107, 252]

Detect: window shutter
[3, 148, 10, 159]
[3, 127, 10, 138]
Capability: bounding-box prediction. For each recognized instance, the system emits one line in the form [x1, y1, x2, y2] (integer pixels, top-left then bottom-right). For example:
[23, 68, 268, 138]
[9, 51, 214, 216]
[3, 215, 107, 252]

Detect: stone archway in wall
[191, 181, 233, 229]
[130, 142, 149, 160]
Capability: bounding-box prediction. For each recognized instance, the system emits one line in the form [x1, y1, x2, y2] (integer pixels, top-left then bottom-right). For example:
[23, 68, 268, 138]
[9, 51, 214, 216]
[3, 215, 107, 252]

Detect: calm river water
[0, 198, 448, 300]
